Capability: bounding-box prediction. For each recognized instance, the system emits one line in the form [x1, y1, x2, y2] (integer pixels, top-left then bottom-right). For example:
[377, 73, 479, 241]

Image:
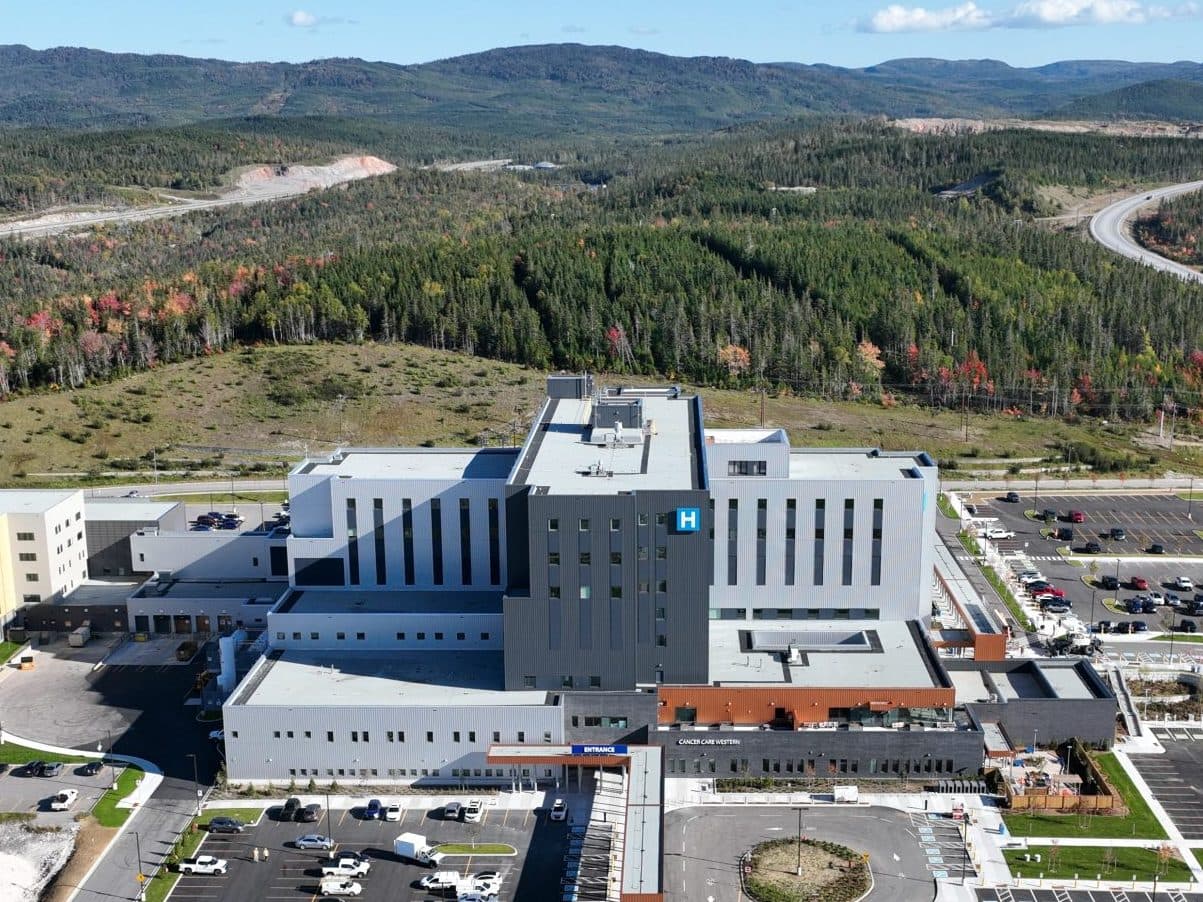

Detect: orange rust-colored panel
[656, 685, 955, 725]
[621, 894, 664, 901]
[973, 633, 1008, 662]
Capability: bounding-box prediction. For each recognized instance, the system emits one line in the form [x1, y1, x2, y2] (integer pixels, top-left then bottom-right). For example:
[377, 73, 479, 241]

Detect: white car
[49, 789, 78, 811]
[470, 870, 502, 891]
[1175, 576, 1194, 591]
[179, 855, 228, 875]
[419, 871, 462, 890]
[317, 878, 362, 897]
[384, 803, 401, 822]
[321, 859, 371, 878]
[549, 799, 568, 821]
[463, 798, 484, 823]
[1148, 592, 1166, 605]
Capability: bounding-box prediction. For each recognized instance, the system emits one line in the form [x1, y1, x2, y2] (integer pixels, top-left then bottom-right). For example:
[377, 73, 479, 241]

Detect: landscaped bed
[1004, 844, 1190, 882]
[745, 837, 870, 902]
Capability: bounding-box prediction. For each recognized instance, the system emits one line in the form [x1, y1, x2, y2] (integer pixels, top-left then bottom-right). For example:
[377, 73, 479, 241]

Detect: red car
[1035, 586, 1066, 598]
[1130, 576, 1149, 590]
[1069, 510, 1086, 523]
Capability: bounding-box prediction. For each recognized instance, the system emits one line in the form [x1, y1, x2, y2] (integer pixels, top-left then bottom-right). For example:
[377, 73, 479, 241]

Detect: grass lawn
[142, 817, 207, 902]
[0, 640, 24, 663]
[197, 807, 263, 827]
[152, 490, 288, 503]
[982, 566, 1035, 632]
[1003, 753, 1167, 840]
[1153, 634, 1203, 643]
[1004, 845, 1191, 881]
[436, 843, 517, 855]
[936, 493, 959, 520]
[90, 766, 142, 828]
[0, 741, 89, 766]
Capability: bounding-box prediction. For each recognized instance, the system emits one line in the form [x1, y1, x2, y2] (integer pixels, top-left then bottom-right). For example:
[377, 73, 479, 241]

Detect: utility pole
[187, 753, 201, 816]
[795, 807, 804, 876]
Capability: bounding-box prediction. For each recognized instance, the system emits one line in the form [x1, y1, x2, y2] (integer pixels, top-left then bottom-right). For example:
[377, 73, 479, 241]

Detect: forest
[1135, 188, 1203, 267]
[2, 119, 1203, 424]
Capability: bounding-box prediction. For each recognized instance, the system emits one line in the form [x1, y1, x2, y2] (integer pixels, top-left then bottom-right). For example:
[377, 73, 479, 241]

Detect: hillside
[1051, 79, 1203, 122]
[3, 43, 1203, 133]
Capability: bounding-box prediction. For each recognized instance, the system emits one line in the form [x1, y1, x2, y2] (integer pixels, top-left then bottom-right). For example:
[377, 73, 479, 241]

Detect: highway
[1089, 180, 1203, 284]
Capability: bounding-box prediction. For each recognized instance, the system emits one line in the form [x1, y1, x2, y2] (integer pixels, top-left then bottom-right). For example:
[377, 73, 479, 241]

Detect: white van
[317, 878, 362, 896]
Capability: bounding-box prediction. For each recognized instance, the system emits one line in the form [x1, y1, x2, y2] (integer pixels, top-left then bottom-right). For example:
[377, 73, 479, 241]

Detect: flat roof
[294, 448, 518, 481]
[934, 541, 1001, 635]
[42, 581, 139, 607]
[0, 489, 76, 514]
[131, 578, 288, 602]
[706, 620, 943, 688]
[1040, 664, 1098, 700]
[705, 428, 787, 445]
[995, 669, 1049, 701]
[275, 588, 502, 615]
[787, 449, 932, 481]
[951, 669, 995, 704]
[234, 650, 550, 707]
[84, 499, 182, 521]
[511, 393, 700, 495]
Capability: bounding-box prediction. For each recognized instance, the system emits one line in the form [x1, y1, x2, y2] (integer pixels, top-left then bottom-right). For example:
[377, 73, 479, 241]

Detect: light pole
[1032, 729, 1038, 752]
[795, 807, 805, 876]
[134, 831, 145, 902]
[186, 753, 201, 816]
[1189, 476, 1196, 522]
[1089, 586, 1098, 634]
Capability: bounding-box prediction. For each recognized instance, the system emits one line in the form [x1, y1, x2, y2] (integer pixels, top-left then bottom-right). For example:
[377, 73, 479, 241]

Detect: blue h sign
[675, 508, 701, 533]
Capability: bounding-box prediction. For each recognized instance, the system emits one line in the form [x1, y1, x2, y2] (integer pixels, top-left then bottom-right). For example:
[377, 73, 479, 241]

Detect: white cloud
[562, 24, 588, 33]
[288, 10, 318, 27]
[860, 0, 1200, 30]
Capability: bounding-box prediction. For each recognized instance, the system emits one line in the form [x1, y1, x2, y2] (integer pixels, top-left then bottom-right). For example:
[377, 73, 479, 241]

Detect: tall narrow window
[488, 498, 501, 585]
[373, 498, 387, 585]
[727, 499, 739, 586]
[756, 498, 768, 586]
[431, 499, 444, 585]
[785, 499, 797, 586]
[871, 498, 884, 586]
[842, 499, 855, 586]
[813, 499, 825, 586]
[345, 499, 360, 586]
[402, 499, 415, 585]
[459, 498, 473, 585]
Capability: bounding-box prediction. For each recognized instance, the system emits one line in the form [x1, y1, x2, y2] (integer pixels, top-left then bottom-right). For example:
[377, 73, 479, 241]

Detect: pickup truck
[49, 789, 78, 811]
[979, 527, 1015, 540]
[179, 856, 228, 875]
[321, 859, 371, 878]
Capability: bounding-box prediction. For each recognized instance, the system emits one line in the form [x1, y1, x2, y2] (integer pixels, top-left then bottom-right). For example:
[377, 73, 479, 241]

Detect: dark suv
[208, 817, 245, 834]
[1005, 492, 1020, 503]
[1099, 575, 1119, 591]
[279, 797, 302, 821]
[1110, 527, 1127, 541]
[299, 803, 322, 823]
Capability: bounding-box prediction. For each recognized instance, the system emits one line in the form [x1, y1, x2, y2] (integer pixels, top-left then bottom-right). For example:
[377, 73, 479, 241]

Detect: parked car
[294, 834, 335, 850]
[1132, 620, 1149, 632]
[321, 859, 371, 878]
[39, 762, 63, 778]
[549, 799, 568, 821]
[1149, 543, 1166, 555]
[1110, 527, 1127, 541]
[217, 519, 239, 530]
[1176, 576, 1195, 591]
[1112, 622, 1134, 634]
[1148, 592, 1165, 605]
[1017, 570, 1043, 584]
[317, 878, 362, 897]
[384, 804, 401, 822]
[981, 527, 1015, 540]
[1126, 598, 1147, 614]
[49, 789, 79, 811]
[179, 855, 228, 875]
[1084, 541, 1102, 554]
[277, 797, 301, 821]
[208, 817, 245, 834]
[299, 803, 323, 823]
[1141, 600, 1158, 614]
[1035, 586, 1066, 598]
[1130, 576, 1149, 591]
[444, 801, 463, 820]
[1095, 621, 1113, 634]
[195, 515, 216, 526]
[1179, 620, 1198, 633]
[206, 511, 224, 521]
[1005, 492, 1020, 503]
[191, 524, 213, 532]
[23, 761, 46, 777]
[79, 760, 104, 777]
[1166, 593, 1182, 607]
[463, 798, 484, 823]
[1042, 508, 1058, 522]
[1026, 580, 1053, 592]
[964, 503, 977, 515]
[1041, 602, 1071, 615]
[363, 799, 383, 820]
[1069, 510, 1086, 523]
[1055, 527, 1074, 541]
[1099, 575, 1119, 591]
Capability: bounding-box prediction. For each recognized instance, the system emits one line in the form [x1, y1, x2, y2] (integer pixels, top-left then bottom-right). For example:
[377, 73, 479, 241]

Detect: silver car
[295, 834, 335, 850]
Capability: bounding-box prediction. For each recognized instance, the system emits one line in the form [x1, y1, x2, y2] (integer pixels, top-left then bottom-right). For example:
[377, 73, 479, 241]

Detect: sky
[1, 0, 1200, 68]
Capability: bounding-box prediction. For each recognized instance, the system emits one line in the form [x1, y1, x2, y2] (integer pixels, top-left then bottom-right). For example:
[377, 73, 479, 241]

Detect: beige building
[0, 490, 88, 628]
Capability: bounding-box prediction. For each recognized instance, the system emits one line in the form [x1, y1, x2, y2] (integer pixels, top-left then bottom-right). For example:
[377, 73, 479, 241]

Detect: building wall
[654, 725, 984, 779]
[267, 611, 503, 651]
[127, 583, 287, 636]
[88, 514, 183, 578]
[1, 493, 88, 617]
[562, 690, 659, 745]
[503, 488, 713, 691]
[287, 471, 510, 591]
[707, 461, 936, 621]
[19, 602, 128, 634]
[222, 702, 563, 783]
[130, 532, 288, 580]
[655, 685, 956, 727]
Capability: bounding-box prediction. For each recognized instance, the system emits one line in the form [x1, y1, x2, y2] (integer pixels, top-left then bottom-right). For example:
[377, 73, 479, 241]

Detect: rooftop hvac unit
[786, 645, 804, 665]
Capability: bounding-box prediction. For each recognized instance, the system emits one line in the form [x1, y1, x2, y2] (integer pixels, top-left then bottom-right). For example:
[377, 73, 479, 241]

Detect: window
[637, 546, 648, 561]
[610, 551, 622, 565]
[727, 459, 768, 476]
[579, 585, 591, 599]
[549, 585, 561, 598]
[655, 607, 666, 619]
[434, 631, 444, 640]
[517, 731, 526, 742]
[273, 730, 281, 738]
[252, 556, 259, 567]
[785, 498, 797, 585]
[276, 632, 285, 640]
[579, 551, 591, 565]
[579, 518, 590, 531]
[637, 513, 648, 527]
[549, 551, 560, 565]
[18, 553, 36, 562]
[656, 513, 667, 526]
[481, 632, 490, 640]
[453, 731, 461, 742]
[655, 546, 667, 560]
[493, 731, 501, 742]
[727, 498, 738, 585]
[399, 731, 405, 742]
[548, 518, 559, 532]
[417, 631, 426, 640]
[337, 632, 346, 641]
[523, 676, 536, 689]
[638, 580, 649, 593]
[656, 634, 667, 646]
[327, 731, 334, 742]
[310, 632, 319, 640]
[345, 499, 360, 586]
[459, 498, 472, 584]
[488, 498, 501, 585]
[610, 518, 621, 531]
[293, 632, 302, 640]
[396, 632, 406, 640]
[430, 499, 443, 585]
[16, 532, 33, 541]
[426, 731, 434, 742]
[589, 675, 601, 688]
[373, 498, 387, 585]
[351, 731, 359, 742]
[656, 579, 667, 593]
[456, 632, 465, 641]
[814, 499, 826, 585]
[387, 731, 394, 742]
[356, 632, 365, 641]
[24, 573, 38, 582]
[756, 498, 768, 586]
[842, 499, 855, 586]
[610, 585, 622, 598]
[402, 499, 415, 585]
[468, 731, 475, 742]
[871, 499, 884, 586]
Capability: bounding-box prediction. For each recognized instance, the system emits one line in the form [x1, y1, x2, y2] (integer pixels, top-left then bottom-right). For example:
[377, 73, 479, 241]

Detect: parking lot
[977, 890, 1199, 901]
[1129, 736, 1203, 840]
[0, 759, 115, 825]
[177, 800, 569, 902]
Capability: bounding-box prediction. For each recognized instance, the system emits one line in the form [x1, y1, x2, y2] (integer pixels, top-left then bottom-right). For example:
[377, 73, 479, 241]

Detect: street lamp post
[795, 807, 805, 876]
[1089, 587, 1098, 634]
[1189, 476, 1195, 522]
[186, 753, 201, 816]
[134, 831, 145, 902]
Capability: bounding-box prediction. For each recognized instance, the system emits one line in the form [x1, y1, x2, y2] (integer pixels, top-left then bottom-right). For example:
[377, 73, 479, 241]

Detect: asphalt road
[1089, 181, 1203, 284]
[1129, 735, 1203, 840]
[664, 805, 956, 902]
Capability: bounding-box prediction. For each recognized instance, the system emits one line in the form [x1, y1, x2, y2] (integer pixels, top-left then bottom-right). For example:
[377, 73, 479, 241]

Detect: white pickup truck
[49, 789, 78, 811]
[321, 859, 371, 878]
[979, 526, 1015, 540]
[179, 856, 228, 875]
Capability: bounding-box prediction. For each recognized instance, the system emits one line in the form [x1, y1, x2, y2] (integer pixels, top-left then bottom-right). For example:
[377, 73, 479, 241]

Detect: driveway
[664, 805, 952, 902]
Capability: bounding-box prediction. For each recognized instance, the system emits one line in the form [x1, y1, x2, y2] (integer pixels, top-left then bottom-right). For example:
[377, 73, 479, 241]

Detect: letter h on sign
[675, 508, 700, 533]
